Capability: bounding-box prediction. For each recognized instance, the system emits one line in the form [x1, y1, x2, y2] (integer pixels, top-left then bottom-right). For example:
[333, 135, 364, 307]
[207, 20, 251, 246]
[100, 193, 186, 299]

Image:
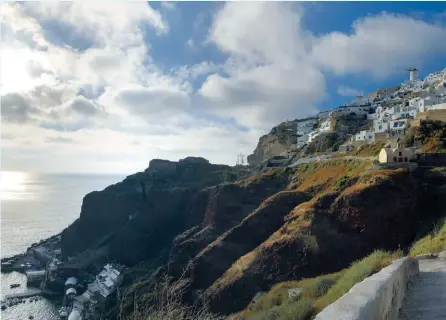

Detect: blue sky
[1, 2, 446, 173]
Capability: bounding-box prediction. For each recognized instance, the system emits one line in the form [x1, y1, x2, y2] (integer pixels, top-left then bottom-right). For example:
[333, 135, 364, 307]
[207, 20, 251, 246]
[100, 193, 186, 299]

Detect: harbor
[1, 234, 125, 320]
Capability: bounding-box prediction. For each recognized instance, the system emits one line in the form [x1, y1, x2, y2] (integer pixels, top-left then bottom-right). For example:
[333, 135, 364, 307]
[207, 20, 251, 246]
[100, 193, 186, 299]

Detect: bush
[334, 176, 348, 191]
[314, 278, 336, 298]
[258, 298, 314, 320]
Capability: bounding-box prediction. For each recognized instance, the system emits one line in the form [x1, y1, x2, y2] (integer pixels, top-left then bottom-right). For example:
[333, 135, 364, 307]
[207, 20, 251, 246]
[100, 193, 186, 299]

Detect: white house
[355, 130, 375, 143]
[374, 119, 389, 133]
[389, 119, 408, 137]
[391, 106, 417, 120]
[329, 106, 368, 118]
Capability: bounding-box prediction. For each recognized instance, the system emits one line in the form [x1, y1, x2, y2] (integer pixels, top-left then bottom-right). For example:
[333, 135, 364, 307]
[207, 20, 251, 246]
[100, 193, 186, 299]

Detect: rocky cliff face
[60, 157, 252, 263]
[247, 120, 300, 165]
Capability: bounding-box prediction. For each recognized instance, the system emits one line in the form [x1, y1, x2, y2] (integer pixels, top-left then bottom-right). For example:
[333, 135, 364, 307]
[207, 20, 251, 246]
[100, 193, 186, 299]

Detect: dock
[4, 289, 42, 300]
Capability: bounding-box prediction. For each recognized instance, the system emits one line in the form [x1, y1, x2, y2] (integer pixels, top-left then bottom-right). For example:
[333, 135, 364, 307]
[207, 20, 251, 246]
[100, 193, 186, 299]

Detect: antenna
[236, 153, 245, 166]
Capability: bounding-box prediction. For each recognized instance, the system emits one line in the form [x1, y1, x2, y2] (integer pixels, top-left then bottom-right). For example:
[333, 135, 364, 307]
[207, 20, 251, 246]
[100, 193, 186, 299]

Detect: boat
[10, 283, 20, 288]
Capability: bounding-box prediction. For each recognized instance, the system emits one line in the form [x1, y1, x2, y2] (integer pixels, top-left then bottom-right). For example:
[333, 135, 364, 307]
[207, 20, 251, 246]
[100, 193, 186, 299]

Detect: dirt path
[398, 256, 446, 320]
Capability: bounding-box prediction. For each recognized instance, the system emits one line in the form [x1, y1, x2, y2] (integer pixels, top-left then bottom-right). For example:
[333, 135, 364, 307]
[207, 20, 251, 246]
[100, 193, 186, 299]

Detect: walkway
[398, 256, 446, 320]
[4, 289, 42, 300]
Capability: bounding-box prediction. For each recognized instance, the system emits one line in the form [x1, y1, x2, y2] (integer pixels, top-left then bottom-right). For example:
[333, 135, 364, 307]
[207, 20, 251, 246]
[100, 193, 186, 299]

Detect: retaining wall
[314, 257, 419, 320]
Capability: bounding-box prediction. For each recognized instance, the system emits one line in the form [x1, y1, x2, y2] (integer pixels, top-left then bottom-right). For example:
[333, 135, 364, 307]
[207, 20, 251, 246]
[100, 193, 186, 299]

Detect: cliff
[61, 156, 446, 319]
[60, 157, 253, 264]
[247, 120, 302, 165]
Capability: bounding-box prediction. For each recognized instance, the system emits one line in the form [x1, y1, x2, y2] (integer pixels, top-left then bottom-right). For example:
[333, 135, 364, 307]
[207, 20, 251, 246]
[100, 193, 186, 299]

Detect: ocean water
[1, 171, 123, 320]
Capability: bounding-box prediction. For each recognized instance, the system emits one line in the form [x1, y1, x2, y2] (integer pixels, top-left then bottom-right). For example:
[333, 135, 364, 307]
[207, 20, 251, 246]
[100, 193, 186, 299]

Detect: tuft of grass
[314, 250, 402, 312]
[410, 217, 446, 256]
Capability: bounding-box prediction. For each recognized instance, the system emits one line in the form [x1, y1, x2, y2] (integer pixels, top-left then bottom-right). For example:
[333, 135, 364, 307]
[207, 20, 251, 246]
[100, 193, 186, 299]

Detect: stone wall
[417, 109, 446, 122]
[315, 257, 419, 320]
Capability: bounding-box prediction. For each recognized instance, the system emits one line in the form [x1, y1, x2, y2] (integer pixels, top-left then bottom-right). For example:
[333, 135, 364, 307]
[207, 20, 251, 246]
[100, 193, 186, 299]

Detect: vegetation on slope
[410, 217, 446, 256]
[414, 120, 446, 152]
[234, 250, 401, 320]
[288, 158, 373, 194]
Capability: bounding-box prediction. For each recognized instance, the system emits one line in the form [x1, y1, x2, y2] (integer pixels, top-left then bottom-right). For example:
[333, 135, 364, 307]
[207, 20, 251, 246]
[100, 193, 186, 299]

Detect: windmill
[406, 68, 419, 81]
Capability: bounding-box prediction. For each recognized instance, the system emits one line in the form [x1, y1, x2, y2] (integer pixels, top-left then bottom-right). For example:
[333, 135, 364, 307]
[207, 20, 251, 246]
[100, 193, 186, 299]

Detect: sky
[1, 1, 446, 174]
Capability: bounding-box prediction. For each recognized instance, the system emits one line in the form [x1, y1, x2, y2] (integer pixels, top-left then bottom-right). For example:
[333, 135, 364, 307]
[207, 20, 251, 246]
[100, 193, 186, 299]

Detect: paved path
[398, 257, 446, 320]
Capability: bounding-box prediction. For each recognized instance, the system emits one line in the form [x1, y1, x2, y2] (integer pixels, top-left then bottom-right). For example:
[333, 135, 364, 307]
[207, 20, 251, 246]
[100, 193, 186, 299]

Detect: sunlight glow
[0, 171, 29, 201]
[0, 49, 37, 94]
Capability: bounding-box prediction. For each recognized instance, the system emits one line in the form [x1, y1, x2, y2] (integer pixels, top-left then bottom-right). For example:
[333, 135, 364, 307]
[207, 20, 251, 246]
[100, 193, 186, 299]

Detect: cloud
[200, 2, 323, 128]
[1, 93, 39, 123]
[44, 136, 74, 144]
[161, 2, 176, 11]
[68, 96, 104, 116]
[311, 12, 446, 77]
[337, 86, 364, 97]
[3, 2, 446, 174]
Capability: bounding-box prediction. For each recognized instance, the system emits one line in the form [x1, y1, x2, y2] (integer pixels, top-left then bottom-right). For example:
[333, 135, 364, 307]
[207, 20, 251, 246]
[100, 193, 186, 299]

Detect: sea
[0, 171, 123, 320]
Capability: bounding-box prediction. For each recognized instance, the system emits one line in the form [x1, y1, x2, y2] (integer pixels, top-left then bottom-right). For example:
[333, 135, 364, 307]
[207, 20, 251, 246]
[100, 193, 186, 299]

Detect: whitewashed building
[391, 105, 417, 120]
[374, 119, 390, 133]
[389, 119, 409, 137]
[96, 264, 123, 298]
[355, 130, 375, 143]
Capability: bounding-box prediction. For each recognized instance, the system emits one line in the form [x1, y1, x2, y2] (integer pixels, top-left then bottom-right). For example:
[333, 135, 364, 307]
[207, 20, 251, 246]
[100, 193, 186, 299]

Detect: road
[398, 256, 446, 320]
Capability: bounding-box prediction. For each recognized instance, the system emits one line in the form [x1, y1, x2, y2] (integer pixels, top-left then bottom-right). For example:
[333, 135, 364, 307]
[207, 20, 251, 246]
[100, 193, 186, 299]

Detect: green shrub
[314, 278, 336, 298]
[334, 176, 348, 191]
[257, 298, 314, 320]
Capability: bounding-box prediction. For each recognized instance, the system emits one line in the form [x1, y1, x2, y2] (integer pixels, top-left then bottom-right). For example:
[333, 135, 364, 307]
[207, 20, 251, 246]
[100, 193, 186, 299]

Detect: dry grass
[238, 168, 283, 186]
[350, 142, 385, 157]
[120, 262, 223, 320]
[210, 251, 257, 292]
[292, 159, 372, 193]
[410, 217, 446, 256]
[234, 250, 400, 320]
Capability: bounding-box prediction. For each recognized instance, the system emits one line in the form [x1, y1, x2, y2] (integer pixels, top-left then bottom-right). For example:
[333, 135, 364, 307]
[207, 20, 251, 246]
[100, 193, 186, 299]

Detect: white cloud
[337, 86, 364, 97]
[3, 2, 446, 174]
[311, 12, 446, 77]
[199, 2, 323, 128]
[161, 2, 176, 11]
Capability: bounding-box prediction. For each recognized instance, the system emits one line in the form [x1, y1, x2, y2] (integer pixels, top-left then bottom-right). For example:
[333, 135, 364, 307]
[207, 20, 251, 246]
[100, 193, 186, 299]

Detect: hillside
[59, 153, 446, 319]
[58, 67, 446, 319]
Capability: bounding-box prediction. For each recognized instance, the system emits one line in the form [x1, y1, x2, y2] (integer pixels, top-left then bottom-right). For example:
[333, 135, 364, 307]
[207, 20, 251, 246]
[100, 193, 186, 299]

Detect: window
[369, 136, 372, 139]
[399, 152, 402, 156]
[404, 157, 408, 162]
[379, 125, 382, 130]
[399, 158, 403, 162]
[393, 157, 397, 162]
